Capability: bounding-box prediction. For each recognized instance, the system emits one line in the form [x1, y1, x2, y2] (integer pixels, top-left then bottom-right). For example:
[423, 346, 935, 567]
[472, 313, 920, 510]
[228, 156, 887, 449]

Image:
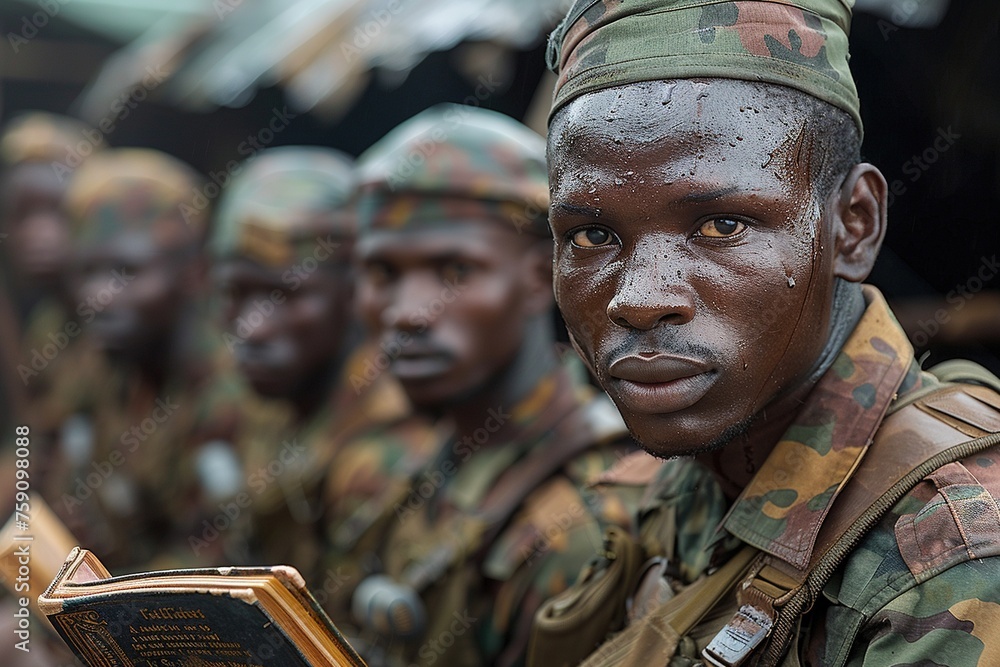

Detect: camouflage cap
[210, 146, 355, 268]
[65, 148, 206, 247]
[0, 111, 102, 166]
[356, 104, 550, 237]
[547, 0, 861, 133]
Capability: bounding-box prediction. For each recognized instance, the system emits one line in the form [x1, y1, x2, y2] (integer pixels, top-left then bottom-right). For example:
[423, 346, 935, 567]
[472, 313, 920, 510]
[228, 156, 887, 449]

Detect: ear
[520, 239, 555, 316]
[831, 163, 887, 282]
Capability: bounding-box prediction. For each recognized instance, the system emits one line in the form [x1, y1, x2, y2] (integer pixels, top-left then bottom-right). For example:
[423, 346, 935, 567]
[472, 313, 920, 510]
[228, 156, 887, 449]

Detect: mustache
[599, 335, 719, 371]
[384, 332, 455, 359]
[234, 338, 296, 368]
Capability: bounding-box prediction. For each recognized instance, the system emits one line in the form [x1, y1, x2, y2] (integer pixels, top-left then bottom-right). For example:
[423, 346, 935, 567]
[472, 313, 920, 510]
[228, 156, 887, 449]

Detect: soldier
[323, 105, 643, 667]
[0, 113, 103, 437]
[207, 147, 433, 577]
[528, 1, 1000, 665]
[50, 147, 243, 571]
[0, 112, 98, 319]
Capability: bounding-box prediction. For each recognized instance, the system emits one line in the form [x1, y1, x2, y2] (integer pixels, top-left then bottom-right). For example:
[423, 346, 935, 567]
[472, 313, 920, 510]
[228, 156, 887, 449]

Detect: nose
[382, 271, 440, 333]
[236, 292, 280, 343]
[606, 245, 695, 330]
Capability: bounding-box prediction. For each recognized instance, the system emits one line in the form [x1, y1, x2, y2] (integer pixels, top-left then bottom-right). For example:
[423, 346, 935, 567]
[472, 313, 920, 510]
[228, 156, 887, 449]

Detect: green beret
[356, 104, 550, 237]
[547, 0, 861, 134]
[210, 146, 355, 268]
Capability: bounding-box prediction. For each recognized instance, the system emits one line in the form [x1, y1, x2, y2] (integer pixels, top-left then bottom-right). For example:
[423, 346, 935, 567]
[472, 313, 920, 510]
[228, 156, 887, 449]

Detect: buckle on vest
[701, 604, 773, 666]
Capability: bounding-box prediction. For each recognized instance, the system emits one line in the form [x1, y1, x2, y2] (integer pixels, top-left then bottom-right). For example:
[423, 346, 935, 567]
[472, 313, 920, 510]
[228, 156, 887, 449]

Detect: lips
[389, 341, 455, 381]
[607, 353, 716, 414]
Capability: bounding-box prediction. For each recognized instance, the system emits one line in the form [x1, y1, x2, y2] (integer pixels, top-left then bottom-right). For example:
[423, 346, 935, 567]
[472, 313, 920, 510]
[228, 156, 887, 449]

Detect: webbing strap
[704, 384, 1000, 666]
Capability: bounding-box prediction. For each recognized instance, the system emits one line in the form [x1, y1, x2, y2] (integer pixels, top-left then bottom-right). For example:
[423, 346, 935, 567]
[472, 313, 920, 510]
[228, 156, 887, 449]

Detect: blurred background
[1, 0, 998, 368]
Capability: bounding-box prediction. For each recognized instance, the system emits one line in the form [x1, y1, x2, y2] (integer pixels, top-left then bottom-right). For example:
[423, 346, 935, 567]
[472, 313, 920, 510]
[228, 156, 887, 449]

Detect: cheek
[452, 278, 525, 355]
[356, 280, 391, 335]
[555, 263, 611, 356]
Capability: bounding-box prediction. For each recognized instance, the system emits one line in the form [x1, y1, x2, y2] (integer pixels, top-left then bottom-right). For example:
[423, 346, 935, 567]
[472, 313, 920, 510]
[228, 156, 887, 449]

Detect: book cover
[39, 547, 365, 667]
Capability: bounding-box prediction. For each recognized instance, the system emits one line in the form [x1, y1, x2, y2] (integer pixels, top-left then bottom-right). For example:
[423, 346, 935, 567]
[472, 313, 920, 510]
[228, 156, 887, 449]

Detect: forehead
[548, 79, 813, 200]
[3, 163, 65, 199]
[357, 218, 525, 262]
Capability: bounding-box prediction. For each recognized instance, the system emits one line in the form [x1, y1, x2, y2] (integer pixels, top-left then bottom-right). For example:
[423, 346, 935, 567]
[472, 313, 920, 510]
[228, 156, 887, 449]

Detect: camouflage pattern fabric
[210, 343, 436, 584]
[356, 104, 550, 237]
[586, 286, 1000, 665]
[65, 148, 207, 244]
[322, 355, 641, 667]
[210, 146, 356, 268]
[27, 307, 246, 573]
[546, 0, 861, 132]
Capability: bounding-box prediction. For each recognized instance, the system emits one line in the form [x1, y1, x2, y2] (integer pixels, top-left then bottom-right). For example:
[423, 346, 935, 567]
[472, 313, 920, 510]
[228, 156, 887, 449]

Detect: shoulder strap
[704, 383, 1000, 666]
[403, 393, 631, 592]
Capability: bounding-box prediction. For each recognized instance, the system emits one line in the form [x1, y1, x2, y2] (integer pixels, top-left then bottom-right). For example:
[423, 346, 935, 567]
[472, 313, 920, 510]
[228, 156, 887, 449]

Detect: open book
[1, 492, 78, 633]
[39, 547, 365, 667]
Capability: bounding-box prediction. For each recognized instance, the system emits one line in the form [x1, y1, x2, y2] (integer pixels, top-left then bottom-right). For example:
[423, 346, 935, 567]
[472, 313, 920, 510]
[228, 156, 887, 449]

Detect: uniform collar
[722, 286, 915, 569]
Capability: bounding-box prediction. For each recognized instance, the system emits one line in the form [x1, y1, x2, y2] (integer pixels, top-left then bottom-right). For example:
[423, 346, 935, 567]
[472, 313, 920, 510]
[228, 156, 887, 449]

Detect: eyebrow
[556, 202, 602, 217]
[676, 186, 740, 204]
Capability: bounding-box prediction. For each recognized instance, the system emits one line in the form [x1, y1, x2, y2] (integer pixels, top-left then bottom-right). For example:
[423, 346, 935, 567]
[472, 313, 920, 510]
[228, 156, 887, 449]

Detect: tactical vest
[529, 364, 1000, 667]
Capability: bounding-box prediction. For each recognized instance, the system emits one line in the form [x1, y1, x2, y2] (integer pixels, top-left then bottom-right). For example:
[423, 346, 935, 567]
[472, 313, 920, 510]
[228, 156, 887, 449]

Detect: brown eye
[570, 228, 614, 248]
[440, 260, 472, 283]
[698, 218, 746, 238]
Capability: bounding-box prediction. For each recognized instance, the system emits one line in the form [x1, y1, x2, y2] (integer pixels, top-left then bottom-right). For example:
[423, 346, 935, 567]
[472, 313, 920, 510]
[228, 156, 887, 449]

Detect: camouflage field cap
[0, 111, 102, 166]
[356, 104, 550, 237]
[210, 146, 355, 268]
[66, 148, 205, 247]
[547, 0, 861, 133]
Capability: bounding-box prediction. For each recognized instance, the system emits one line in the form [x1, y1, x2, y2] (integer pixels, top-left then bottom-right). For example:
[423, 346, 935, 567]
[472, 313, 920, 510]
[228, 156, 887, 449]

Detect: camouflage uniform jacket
[31, 308, 245, 573]
[594, 286, 1000, 665]
[213, 342, 435, 581]
[325, 355, 644, 667]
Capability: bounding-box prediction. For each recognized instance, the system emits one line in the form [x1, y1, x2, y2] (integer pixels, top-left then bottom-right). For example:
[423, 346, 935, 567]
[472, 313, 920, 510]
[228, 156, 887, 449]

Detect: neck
[448, 317, 559, 444]
[290, 360, 339, 423]
[698, 280, 866, 500]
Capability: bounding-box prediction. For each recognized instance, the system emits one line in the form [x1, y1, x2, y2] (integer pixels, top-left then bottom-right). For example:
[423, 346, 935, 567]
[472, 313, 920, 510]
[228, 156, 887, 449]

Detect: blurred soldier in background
[208, 147, 434, 580]
[0, 112, 103, 439]
[42, 147, 243, 572]
[324, 105, 643, 667]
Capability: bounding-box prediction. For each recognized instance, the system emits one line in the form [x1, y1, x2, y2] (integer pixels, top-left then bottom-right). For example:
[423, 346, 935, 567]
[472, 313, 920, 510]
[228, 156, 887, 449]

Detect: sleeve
[844, 556, 1000, 667]
[833, 457, 1000, 667]
[478, 449, 653, 667]
[480, 486, 608, 667]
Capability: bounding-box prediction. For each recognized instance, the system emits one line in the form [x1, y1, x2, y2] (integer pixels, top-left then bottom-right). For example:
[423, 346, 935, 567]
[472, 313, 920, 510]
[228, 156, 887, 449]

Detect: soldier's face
[548, 80, 838, 458]
[75, 230, 190, 354]
[356, 219, 539, 410]
[215, 257, 351, 397]
[0, 164, 72, 286]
